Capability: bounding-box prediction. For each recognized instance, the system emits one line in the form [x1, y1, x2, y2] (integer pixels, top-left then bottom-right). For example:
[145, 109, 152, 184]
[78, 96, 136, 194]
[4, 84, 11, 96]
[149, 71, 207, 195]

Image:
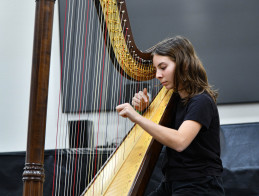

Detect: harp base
[22, 163, 45, 196]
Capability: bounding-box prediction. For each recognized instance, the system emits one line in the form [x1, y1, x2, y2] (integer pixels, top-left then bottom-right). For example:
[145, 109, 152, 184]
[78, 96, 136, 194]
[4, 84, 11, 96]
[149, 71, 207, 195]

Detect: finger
[143, 88, 148, 95]
[132, 97, 141, 104]
[116, 106, 122, 112]
[134, 93, 142, 100]
[119, 110, 127, 118]
[143, 88, 150, 102]
[132, 102, 141, 110]
[116, 104, 126, 112]
[118, 104, 131, 117]
[138, 91, 148, 102]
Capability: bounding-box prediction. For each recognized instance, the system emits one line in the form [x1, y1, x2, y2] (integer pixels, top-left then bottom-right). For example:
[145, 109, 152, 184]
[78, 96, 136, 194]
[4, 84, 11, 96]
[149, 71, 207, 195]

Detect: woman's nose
[156, 71, 162, 79]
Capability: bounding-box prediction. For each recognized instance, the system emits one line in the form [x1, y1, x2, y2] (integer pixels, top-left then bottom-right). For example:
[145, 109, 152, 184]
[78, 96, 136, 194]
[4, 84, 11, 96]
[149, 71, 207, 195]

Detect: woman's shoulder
[186, 92, 219, 122]
[189, 92, 215, 106]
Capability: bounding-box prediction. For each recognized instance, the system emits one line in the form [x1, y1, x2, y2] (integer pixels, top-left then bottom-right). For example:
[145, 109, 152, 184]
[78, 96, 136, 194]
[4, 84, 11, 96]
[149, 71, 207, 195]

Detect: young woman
[116, 36, 225, 195]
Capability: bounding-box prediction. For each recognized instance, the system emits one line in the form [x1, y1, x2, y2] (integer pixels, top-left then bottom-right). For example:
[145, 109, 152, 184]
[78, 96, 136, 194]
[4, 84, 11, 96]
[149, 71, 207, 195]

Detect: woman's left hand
[116, 103, 140, 123]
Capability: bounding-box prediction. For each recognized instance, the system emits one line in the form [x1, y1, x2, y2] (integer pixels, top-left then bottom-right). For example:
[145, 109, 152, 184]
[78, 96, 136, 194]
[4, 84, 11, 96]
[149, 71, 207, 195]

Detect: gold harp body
[83, 87, 173, 196]
[23, 0, 174, 195]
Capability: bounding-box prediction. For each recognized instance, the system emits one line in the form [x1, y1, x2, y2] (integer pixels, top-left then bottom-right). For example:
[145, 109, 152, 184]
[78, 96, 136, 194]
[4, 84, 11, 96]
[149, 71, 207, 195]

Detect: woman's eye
[161, 66, 166, 70]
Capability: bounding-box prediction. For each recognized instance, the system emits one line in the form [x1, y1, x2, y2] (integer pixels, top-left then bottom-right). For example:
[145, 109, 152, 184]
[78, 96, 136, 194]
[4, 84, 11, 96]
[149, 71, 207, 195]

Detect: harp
[22, 0, 174, 195]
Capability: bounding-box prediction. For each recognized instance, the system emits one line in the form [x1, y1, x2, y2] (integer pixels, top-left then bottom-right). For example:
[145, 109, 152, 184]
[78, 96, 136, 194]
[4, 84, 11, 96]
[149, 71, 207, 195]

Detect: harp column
[22, 0, 56, 195]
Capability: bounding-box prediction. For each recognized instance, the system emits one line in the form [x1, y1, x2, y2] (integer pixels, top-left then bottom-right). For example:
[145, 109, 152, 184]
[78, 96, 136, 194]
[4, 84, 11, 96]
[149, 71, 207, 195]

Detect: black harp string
[60, 0, 74, 195]
[117, 8, 127, 166]
[84, 0, 95, 189]
[90, 0, 102, 190]
[75, 0, 88, 194]
[99, 0, 113, 192]
[67, 0, 77, 193]
[123, 32, 131, 160]
[71, 0, 84, 193]
[55, 0, 70, 195]
[79, 0, 95, 194]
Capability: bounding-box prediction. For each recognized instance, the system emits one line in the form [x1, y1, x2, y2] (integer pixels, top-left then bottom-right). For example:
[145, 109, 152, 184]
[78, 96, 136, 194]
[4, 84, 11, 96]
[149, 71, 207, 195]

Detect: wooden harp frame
[22, 0, 56, 195]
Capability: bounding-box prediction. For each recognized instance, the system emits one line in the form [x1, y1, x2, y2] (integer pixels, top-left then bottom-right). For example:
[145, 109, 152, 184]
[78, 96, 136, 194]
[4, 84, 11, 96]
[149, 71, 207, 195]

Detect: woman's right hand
[132, 88, 150, 112]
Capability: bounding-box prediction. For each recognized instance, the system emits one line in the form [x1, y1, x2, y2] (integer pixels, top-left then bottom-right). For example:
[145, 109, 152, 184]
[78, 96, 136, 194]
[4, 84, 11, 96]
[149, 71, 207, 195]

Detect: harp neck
[95, 0, 155, 81]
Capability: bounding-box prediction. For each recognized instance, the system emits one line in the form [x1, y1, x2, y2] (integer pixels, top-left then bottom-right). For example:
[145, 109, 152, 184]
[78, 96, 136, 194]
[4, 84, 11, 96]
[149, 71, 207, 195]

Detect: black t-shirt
[162, 92, 223, 181]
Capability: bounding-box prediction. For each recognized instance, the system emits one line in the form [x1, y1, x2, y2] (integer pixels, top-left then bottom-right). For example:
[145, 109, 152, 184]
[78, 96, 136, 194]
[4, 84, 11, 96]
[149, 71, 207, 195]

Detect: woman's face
[153, 54, 176, 90]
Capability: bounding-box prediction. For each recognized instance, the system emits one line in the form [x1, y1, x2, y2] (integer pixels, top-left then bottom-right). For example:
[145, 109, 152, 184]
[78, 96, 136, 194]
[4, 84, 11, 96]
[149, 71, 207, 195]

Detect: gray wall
[126, 0, 259, 104]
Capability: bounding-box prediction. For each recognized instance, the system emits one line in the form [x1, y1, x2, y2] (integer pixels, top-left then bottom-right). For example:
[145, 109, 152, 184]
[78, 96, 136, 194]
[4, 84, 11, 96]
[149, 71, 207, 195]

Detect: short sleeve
[184, 94, 213, 130]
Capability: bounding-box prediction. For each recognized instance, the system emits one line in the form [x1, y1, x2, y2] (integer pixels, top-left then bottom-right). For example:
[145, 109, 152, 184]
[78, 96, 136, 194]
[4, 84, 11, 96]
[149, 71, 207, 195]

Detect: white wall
[0, 0, 258, 153]
[0, 1, 34, 152]
[218, 103, 259, 125]
[0, 0, 60, 152]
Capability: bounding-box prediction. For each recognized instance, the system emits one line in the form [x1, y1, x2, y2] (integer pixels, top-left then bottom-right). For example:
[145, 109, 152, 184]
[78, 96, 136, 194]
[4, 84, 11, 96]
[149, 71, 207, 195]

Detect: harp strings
[53, 0, 94, 195]
[52, 0, 159, 195]
[53, 0, 70, 195]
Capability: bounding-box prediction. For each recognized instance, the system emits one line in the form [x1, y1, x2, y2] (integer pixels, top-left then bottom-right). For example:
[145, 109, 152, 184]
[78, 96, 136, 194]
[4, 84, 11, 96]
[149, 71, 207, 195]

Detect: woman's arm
[116, 103, 202, 152]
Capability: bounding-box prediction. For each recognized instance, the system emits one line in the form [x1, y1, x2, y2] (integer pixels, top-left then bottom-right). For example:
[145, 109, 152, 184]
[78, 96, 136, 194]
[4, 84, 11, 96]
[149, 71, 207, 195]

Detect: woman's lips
[161, 81, 167, 86]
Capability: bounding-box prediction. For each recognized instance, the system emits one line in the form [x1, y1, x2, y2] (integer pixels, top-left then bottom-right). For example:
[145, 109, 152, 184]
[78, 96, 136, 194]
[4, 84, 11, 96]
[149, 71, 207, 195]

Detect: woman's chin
[164, 85, 173, 90]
